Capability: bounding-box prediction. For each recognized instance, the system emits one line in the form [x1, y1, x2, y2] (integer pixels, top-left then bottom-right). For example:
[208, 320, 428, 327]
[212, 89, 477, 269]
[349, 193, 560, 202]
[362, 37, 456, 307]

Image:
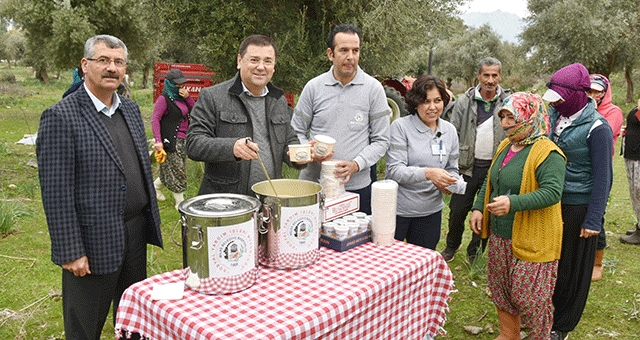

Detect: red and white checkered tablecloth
[115, 241, 455, 340]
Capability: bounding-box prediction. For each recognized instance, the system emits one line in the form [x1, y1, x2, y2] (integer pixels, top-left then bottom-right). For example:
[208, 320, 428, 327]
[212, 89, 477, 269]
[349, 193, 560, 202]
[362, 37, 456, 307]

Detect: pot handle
[259, 204, 272, 234]
[171, 215, 187, 247]
[190, 225, 204, 250]
[258, 204, 273, 235]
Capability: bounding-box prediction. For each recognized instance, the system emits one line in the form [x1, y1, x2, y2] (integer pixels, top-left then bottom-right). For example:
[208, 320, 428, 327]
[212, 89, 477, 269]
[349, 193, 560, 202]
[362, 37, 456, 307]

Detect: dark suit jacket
[37, 87, 163, 275]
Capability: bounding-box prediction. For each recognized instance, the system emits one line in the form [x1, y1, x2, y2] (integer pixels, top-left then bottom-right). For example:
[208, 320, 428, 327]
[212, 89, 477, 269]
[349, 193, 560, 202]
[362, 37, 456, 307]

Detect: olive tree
[429, 25, 505, 88]
[159, 0, 464, 92]
[521, 0, 640, 102]
[1, 0, 162, 83]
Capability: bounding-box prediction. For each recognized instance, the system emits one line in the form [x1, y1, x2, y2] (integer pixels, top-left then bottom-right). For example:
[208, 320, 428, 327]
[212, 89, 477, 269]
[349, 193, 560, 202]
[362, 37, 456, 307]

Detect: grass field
[1, 64, 639, 339]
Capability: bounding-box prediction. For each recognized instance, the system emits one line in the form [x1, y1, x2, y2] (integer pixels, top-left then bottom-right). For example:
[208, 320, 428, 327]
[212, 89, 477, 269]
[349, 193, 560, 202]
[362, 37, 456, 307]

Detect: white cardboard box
[324, 192, 359, 222]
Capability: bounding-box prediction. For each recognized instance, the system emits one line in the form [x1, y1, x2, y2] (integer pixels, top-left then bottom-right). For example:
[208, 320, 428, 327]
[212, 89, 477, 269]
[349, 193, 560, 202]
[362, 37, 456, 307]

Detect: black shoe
[620, 229, 640, 244]
[626, 229, 635, 235]
[550, 330, 569, 340]
[440, 247, 456, 262]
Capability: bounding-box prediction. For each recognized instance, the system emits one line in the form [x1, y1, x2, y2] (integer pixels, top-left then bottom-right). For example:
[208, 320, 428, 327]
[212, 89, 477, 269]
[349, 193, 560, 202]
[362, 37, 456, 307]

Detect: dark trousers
[552, 204, 598, 333]
[394, 211, 442, 250]
[596, 218, 607, 250]
[63, 214, 147, 340]
[349, 183, 372, 215]
[446, 162, 489, 256]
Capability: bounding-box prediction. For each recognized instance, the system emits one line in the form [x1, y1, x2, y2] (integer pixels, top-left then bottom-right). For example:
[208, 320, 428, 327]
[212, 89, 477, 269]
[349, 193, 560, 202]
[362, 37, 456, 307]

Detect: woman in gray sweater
[385, 75, 460, 250]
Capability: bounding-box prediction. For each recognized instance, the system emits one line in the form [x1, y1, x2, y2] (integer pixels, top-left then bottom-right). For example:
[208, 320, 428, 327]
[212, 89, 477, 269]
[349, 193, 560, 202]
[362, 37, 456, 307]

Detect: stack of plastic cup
[371, 180, 398, 246]
[320, 160, 345, 199]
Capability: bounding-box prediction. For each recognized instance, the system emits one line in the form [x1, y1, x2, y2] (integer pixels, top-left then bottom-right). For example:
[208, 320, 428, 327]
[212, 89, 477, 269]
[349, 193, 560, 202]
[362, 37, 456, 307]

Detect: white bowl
[314, 135, 336, 156]
[289, 144, 311, 162]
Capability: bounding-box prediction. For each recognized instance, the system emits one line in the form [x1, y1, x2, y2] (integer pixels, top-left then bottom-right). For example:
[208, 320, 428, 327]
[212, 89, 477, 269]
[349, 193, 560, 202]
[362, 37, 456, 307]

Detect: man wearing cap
[542, 63, 613, 340]
[586, 74, 623, 280]
[441, 57, 510, 263]
[152, 68, 195, 210]
[186, 35, 305, 196]
[290, 24, 390, 215]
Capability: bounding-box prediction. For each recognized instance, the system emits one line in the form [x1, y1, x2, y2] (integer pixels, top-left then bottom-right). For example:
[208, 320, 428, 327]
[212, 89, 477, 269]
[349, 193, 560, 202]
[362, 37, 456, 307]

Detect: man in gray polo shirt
[291, 24, 390, 214]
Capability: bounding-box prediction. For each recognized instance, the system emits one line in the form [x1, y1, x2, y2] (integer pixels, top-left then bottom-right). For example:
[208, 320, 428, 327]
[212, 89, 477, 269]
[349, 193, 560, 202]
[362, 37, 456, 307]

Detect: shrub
[0, 200, 32, 234]
[0, 73, 17, 83]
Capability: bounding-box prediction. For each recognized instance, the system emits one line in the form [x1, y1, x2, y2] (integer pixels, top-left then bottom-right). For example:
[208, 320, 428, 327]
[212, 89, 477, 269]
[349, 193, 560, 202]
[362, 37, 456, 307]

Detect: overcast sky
[459, 0, 529, 18]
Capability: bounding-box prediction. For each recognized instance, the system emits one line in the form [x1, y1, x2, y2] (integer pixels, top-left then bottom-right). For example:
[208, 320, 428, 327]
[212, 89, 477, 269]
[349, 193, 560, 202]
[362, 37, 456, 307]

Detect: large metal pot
[176, 194, 262, 295]
[252, 179, 324, 270]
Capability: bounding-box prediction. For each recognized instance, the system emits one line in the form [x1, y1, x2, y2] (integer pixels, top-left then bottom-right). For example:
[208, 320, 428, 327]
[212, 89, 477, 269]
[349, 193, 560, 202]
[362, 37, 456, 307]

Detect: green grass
[1, 63, 640, 339]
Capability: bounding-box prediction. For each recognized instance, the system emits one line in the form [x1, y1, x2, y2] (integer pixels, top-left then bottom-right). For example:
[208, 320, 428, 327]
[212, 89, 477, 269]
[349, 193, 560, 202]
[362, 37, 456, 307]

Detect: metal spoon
[245, 137, 278, 196]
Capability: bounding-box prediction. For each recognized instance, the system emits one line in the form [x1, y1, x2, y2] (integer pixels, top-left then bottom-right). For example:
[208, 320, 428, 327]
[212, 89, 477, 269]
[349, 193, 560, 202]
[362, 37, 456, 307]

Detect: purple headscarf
[547, 63, 591, 117]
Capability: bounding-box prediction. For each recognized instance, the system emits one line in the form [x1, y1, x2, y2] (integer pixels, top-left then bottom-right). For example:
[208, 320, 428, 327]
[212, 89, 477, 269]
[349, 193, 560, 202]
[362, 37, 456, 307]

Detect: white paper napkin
[150, 282, 185, 300]
[446, 173, 467, 195]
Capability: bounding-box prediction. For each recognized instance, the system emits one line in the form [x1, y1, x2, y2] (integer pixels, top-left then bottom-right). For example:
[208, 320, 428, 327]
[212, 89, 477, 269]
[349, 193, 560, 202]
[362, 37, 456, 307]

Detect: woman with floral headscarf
[469, 92, 566, 339]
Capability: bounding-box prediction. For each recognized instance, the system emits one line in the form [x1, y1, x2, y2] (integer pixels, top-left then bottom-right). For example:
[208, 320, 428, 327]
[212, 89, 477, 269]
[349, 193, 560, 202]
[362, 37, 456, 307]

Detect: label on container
[207, 219, 255, 278]
[280, 204, 319, 254]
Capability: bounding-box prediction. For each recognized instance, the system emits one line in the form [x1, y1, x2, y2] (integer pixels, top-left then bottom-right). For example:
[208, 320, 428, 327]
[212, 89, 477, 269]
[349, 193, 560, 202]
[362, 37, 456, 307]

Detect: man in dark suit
[36, 35, 163, 339]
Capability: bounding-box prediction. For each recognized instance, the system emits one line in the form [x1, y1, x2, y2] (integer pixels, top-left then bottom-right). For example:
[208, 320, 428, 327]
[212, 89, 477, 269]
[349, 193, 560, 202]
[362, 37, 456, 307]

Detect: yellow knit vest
[481, 138, 565, 262]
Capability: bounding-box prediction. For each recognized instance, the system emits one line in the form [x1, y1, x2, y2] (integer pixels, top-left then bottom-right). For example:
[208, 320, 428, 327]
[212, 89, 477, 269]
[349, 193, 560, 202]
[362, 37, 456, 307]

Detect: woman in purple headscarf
[542, 63, 614, 340]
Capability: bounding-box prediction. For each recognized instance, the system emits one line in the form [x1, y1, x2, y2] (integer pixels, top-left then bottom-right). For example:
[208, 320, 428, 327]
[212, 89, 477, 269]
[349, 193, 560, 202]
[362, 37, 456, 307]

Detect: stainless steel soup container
[177, 194, 262, 295]
[252, 179, 324, 270]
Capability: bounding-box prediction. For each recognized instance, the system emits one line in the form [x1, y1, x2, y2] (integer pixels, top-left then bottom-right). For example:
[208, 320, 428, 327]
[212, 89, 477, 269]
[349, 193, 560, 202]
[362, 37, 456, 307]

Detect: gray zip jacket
[446, 86, 510, 177]
[186, 73, 303, 195]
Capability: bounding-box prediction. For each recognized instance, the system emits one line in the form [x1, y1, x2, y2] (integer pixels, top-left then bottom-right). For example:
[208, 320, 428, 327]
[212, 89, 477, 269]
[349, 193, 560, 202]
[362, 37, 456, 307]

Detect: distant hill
[461, 10, 525, 44]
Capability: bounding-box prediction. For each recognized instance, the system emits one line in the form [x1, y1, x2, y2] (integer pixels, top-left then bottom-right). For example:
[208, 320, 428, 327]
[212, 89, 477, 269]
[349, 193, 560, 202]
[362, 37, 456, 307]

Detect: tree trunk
[140, 65, 149, 89]
[35, 66, 49, 83]
[7, 60, 11, 68]
[625, 66, 635, 104]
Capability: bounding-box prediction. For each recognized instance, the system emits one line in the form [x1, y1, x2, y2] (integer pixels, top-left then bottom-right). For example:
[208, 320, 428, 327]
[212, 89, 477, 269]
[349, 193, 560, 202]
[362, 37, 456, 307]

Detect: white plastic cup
[314, 135, 336, 156]
[356, 218, 369, 233]
[334, 225, 349, 240]
[343, 215, 357, 223]
[332, 218, 346, 226]
[288, 144, 311, 162]
[352, 212, 367, 219]
[346, 222, 359, 236]
[323, 222, 337, 235]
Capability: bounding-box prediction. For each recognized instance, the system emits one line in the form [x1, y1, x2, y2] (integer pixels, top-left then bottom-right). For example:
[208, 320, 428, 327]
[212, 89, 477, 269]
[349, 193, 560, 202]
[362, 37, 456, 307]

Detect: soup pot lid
[179, 194, 261, 217]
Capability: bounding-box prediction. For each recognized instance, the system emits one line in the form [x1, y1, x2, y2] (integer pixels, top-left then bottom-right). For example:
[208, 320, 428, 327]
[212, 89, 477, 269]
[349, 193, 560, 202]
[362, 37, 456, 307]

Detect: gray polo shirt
[385, 114, 459, 217]
[291, 66, 390, 190]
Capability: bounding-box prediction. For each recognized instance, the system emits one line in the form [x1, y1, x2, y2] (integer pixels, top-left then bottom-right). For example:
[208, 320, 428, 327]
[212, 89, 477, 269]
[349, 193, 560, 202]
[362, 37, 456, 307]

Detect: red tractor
[378, 76, 415, 122]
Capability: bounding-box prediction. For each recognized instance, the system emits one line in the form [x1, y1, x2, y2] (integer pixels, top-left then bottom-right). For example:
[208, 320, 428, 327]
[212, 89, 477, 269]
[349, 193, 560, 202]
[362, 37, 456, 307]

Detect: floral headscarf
[500, 92, 550, 145]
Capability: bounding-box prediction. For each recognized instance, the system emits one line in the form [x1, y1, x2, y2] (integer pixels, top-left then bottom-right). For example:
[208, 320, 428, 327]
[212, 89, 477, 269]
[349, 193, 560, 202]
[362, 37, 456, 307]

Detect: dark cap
[166, 68, 187, 84]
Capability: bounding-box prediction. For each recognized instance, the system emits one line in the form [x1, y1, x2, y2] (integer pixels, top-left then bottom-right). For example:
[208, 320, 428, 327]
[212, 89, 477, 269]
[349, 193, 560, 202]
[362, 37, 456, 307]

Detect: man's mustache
[102, 72, 119, 79]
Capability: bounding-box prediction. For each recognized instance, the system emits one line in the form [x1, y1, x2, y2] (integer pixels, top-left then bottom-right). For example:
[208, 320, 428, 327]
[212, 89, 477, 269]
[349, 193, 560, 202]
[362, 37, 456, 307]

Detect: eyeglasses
[244, 57, 274, 67]
[86, 57, 127, 68]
